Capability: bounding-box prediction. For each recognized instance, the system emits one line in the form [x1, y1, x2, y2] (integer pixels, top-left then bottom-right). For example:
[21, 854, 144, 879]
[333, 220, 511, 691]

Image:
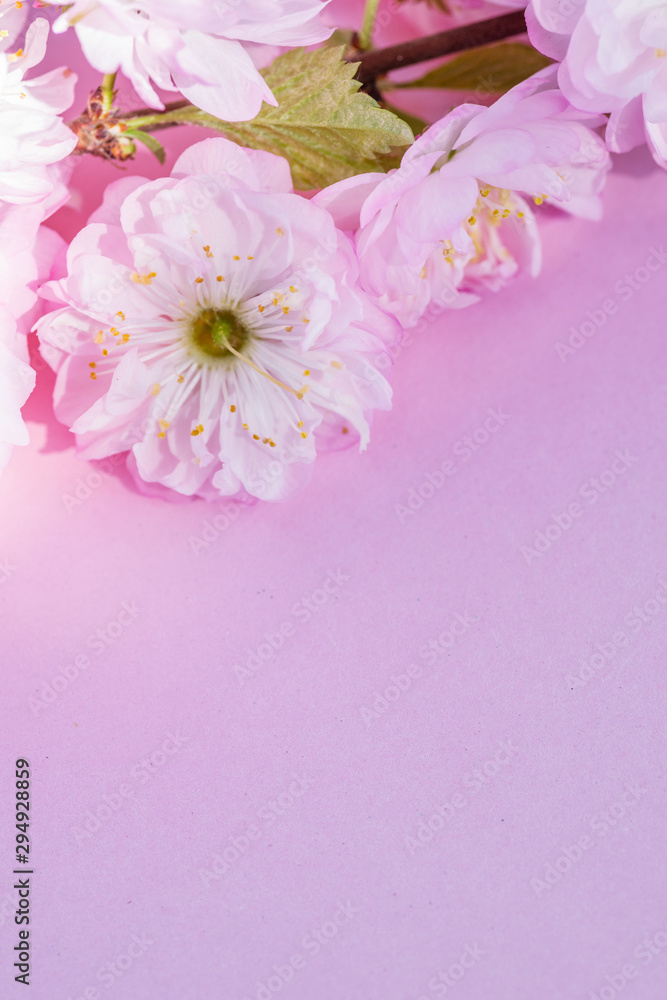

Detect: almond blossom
[37, 139, 398, 502]
[316, 66, 610, 327]
[527, 0, 667, 167]
[40, 0, 331, 122]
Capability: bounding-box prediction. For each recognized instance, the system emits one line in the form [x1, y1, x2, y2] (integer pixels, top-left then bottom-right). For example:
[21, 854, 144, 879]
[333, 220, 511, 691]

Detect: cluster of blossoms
[0, 0, 661, 503]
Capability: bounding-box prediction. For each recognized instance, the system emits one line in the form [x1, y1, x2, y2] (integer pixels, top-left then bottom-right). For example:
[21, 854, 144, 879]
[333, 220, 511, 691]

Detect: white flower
[0, 17, 73, 476]
[41, 0, 331, 122]
[37, 139, 398, 503]
[0, 18, 77, 209]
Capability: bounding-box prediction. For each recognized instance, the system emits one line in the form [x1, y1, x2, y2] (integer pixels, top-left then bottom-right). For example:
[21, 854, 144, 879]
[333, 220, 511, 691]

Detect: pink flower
[41, 0, 331, 122]
[527, 0, 667, 167]
[0, 18, 77, 210]
[317, 66, 610, 326]
[37, 138, 398, 503]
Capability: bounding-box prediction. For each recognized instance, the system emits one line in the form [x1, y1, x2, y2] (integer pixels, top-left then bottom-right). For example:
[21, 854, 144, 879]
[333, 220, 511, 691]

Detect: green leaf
[129, 47, 414, 190]
[395, 43, 553, 95]
[126, 129, 166, 165]
[381, 102, 428, 138]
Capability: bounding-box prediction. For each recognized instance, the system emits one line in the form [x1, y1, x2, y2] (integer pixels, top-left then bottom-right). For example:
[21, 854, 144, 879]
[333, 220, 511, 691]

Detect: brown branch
[122, 98, 190, 122]
[353, 9, 527, 85]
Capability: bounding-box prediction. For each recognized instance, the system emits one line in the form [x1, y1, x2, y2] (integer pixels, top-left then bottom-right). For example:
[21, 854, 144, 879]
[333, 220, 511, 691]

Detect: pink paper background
[2, 25, 667, 1000]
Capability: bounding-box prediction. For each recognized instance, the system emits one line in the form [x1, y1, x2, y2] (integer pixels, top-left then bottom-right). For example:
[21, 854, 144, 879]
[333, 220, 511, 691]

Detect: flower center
[188, 308, 251, 364]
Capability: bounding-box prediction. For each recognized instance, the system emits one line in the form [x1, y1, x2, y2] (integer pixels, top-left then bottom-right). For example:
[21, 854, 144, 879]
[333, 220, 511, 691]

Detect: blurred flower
[0, 1, 27, 50]
[0, 207, 65, 474]
[0, 18, 76, 210]
[527, 0, 667, 167]
[317, 66, 610, 326]
[325, 0, 524, 42]
[0, 17, 74, 476]
[41, 0, 331, 122]
[37, 139, 398, 502]
[0, 311, 35, 475]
